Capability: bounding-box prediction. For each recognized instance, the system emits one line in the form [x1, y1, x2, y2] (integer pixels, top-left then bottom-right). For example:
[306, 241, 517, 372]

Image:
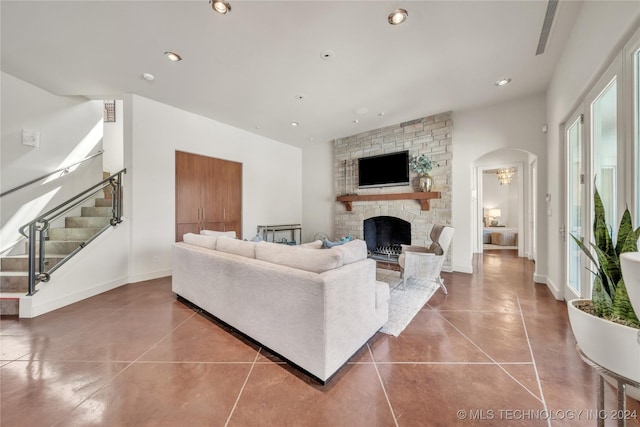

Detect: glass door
[566, 114, 586, 299]
[591, 77, 618, 235]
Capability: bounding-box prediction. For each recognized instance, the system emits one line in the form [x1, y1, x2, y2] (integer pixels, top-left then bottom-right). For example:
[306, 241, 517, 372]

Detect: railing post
[27, 223, 37, 296]
[38, 220, 49, 278]
[109, 174, 120, 226]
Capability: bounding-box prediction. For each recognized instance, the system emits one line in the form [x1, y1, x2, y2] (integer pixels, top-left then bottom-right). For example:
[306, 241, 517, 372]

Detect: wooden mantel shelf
[336, 192, 441, 212]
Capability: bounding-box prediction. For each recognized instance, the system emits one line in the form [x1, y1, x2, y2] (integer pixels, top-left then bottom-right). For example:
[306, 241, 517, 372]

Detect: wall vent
[104, 100, 116, 123]
[535, 0, 558, 56]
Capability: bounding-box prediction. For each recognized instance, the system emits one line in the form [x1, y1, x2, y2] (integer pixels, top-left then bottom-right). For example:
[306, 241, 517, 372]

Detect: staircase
[0, 176, 115, 316]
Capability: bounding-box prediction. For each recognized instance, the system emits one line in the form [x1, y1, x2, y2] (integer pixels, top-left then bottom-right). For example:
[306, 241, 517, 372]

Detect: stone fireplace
[333, 112, 453, 269]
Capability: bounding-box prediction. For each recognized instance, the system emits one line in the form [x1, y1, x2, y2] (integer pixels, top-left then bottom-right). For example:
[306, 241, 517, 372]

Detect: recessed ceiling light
[378, 112, 385, 116]
[353, 119, 360, 124]
[495, 78, 512, 87]
[210, 0, 231, 14]
[255, 125, 261, 129]
[291, 122, 299, 127]
[295, 94, 305, 101]
[388, 8, 408, 25]
[164, 51, 182, 62]
[142, 72, 155, 81]
[320, 50, 335, 60]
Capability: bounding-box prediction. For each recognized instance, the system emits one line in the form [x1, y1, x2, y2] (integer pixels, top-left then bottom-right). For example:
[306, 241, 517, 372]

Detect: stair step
[0, 293, 22, 316]
[94, 198, 113, 207]
[66, 216, 111, 228]
[23, 240, 83, 256]
[81, 206, 112, 217]
[47, 227, 102, 241]
[1, 255, 65, 271]
[0, 272, 28, 292]
[45, 241, 83, 255]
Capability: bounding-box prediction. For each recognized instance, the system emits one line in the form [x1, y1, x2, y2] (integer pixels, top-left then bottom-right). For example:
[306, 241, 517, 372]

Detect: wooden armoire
[175, 151, 242, 241]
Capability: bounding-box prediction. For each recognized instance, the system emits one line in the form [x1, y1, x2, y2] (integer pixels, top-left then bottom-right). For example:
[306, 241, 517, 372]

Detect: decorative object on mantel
[496, 167, 516, 185]
[567, 186, 640, 394]
[409, 154, 437, 192]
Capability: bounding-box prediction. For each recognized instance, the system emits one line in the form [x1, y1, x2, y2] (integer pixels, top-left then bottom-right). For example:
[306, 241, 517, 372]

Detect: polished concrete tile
[228, 362, 397, 427]
[57, 362, 251, 427]
[1, 360, 128, 427]
[141, 312, 260, 363]
[1, 252, 639, 427]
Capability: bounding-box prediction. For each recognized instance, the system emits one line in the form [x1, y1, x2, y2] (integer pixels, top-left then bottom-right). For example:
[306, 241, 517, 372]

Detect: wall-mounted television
[358, 151, 409, 189]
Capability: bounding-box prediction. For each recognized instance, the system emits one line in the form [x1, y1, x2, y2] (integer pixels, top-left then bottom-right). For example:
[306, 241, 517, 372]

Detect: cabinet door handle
[223, 208, 226, 220]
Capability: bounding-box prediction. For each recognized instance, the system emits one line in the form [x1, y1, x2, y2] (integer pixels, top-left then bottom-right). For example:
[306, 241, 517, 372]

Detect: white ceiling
[1, 1, 582, 148]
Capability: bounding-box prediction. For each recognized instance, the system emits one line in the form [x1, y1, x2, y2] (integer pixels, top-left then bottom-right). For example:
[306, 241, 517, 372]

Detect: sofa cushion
[183, 233, 218, 250]
[255, 241, 344, 273]
[200, 230, 237, 239]
[298, 240, 323, 249]
[331, 239, 367, 265]
[216, 236, 257, 258]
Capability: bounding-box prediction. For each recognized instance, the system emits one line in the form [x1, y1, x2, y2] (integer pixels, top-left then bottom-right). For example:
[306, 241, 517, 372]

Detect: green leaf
[615, 207, 634, 255]
[612, 278, 640, 328]
[591, 243, 619, 297]
[570, 234, 598, 267]
[592, 275, 613, 318]
[593, 188, 612, 254]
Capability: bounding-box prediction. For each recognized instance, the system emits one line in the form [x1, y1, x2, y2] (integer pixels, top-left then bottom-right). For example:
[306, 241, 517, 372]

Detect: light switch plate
[22, 129, 40, 148]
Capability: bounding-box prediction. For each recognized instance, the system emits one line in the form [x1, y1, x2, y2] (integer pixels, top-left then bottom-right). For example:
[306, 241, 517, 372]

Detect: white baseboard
[544, 277, 563, 300]
[452, 264, 473, 274]
[20, 276, 128, 318]
[129, 269, 172, 283]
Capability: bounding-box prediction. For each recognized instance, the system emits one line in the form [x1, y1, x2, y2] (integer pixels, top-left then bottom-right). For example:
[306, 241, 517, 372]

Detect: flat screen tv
[358, 151, 409, 188]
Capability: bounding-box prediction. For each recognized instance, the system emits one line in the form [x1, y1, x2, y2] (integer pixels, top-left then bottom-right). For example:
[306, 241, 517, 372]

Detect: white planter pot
[567, 299, 640, 400]
[620, 252, 640, 317]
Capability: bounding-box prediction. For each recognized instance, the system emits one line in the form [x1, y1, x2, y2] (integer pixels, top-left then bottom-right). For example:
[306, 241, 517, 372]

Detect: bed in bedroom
[483, 227, 518, 246]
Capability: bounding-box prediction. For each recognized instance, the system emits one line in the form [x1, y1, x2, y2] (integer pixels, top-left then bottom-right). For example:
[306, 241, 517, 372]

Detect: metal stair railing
[18, 168, 126, 296]
[0, 150, 104, 198]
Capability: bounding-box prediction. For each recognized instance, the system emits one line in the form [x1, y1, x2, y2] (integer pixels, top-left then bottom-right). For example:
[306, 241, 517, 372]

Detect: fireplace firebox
[363, 216, 411, 261]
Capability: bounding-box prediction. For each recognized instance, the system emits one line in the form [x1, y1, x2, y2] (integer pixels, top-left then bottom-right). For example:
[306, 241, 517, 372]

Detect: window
[591, 78, 617, 231]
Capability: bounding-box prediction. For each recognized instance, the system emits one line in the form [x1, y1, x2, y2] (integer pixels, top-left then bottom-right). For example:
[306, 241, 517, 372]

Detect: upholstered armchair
[397, 225, 455, 293]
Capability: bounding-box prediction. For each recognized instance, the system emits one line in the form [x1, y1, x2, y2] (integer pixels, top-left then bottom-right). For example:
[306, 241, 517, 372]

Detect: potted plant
[568, 187, 640, 387]
[409, 154, 436, 192]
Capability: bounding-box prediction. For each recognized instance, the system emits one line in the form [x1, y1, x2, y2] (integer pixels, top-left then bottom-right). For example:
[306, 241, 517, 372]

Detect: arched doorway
[472, 149, 537, 261]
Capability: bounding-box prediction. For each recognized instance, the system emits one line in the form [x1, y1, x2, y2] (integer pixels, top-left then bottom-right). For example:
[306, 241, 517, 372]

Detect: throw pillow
[182, 233, 217, 250]
[200, 230, 237, 239]
[216, 236, 257, 258]
[323, 238, 347, 248]
[331, 239, 367, 265]
[298, 240, 323, 249]
[255, 241, 344, 273]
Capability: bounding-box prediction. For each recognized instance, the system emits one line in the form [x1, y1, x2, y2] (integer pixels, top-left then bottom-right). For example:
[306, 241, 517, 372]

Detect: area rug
[377, 269, 440, 337]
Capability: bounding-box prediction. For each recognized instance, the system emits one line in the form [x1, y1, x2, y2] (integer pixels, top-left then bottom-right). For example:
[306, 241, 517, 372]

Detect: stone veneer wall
[334, 111, 453, 268]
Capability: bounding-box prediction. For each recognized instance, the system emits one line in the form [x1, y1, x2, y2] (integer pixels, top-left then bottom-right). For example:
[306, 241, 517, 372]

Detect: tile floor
[1, 251, 639, 426]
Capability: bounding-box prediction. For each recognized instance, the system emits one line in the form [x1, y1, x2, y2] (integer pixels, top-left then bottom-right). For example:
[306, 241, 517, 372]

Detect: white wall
[124, 95, 303, 282]
[302, 141, 335, 243]
[546, 2, 640, 299]
[483, 172, 519, 228]
[452, 93, 547, 275]
[103, 99, 124, 174]
[0, 72, 103, 254]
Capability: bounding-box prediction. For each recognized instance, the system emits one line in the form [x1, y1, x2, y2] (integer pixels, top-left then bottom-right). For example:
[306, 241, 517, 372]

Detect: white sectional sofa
[172, 234, 389, 383]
